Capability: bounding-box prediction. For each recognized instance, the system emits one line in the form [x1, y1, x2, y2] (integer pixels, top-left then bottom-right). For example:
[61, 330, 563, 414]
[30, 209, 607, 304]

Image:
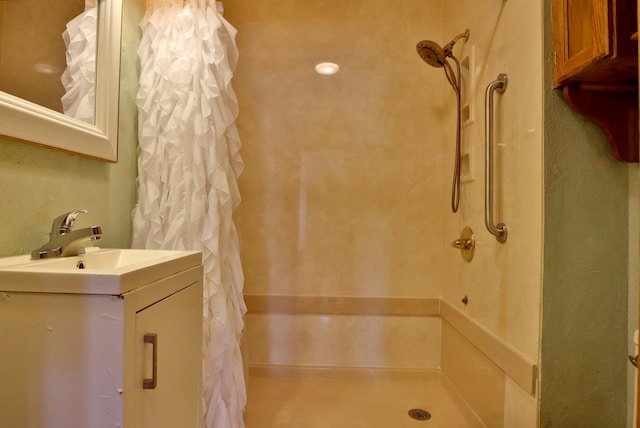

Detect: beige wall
[225, 0, 444, 368]
[0, 0, 142, 257]
[441, 0, 543, 361]
[228, 0, 544, 424]
[440, 0, 543, 426]
[227, 0, 447, 370]
[229, 0, 446, 301]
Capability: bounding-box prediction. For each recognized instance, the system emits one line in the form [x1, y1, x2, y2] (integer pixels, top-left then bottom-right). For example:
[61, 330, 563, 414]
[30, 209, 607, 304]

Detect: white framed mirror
[0, 0, 123, 162]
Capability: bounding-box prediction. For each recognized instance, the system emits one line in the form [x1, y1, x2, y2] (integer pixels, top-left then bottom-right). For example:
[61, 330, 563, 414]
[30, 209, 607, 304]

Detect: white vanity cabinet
[0, 251, 203, 428]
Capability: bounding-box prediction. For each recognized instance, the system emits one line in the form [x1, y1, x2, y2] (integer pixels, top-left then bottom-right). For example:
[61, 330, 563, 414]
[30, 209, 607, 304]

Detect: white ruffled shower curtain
[61, 1, 97, 123]
[131, 2, 246, 427]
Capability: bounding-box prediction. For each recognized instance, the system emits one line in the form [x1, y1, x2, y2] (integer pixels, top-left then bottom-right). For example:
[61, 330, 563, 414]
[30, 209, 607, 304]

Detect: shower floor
[244, 368, 484, 428]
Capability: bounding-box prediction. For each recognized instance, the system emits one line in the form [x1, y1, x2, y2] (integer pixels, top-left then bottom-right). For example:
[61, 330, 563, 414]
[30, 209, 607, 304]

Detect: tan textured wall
[0, 0, 143, 256]
[227, 3, 545, 421]
[440, 1, 543, 426]
[226, 0, 447, 369]
[442, 0, 543, 362]
[228, 0, 446, 300]
[227, 1, 545, 425]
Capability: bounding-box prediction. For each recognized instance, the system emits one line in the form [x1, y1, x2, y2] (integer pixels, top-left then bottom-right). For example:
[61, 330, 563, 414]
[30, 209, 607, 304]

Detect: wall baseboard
[244, 294, 440, 316]
[249, 363, 442, 381]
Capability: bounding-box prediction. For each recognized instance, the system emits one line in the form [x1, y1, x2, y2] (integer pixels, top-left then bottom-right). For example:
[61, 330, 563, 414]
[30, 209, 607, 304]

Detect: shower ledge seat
[244, 294, 537, 395]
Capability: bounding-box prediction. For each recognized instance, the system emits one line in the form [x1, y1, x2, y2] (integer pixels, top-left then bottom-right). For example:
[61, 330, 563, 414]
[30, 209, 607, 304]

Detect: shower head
[415, 29, 470, 67]
[416, 40, 447, 68]
[416, 29, 470, 214]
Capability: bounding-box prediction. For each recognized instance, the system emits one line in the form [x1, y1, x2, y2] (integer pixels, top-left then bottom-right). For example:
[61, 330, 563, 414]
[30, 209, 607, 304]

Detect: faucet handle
[51, 209, 88, 235]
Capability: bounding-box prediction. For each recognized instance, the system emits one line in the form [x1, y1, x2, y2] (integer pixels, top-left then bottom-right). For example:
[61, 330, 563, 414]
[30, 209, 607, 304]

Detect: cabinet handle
[143, 333, 158, 390]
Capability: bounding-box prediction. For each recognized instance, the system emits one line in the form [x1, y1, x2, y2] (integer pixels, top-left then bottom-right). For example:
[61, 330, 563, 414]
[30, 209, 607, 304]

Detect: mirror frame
[0, 0, 123, 162]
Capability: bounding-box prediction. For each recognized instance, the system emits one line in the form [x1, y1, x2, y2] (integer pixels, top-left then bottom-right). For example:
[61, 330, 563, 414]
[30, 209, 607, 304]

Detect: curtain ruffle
[132, 3, 246, 427]
[61, 6, 97, 123]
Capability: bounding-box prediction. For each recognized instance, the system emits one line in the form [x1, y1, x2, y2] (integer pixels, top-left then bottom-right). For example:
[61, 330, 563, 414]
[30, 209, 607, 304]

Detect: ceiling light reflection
[315, 62, 340, 75]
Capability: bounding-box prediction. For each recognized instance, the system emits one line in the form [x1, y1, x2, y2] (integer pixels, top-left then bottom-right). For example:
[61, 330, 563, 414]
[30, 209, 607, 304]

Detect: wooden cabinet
[0, 264, 203, 428]
[552, 0, 639, 162]
[553, 0, 637, 85]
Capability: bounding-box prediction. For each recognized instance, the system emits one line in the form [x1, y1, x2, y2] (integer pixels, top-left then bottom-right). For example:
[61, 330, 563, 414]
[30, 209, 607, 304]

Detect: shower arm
[484, 74, 508, 243]
[443, 30, 470, 57]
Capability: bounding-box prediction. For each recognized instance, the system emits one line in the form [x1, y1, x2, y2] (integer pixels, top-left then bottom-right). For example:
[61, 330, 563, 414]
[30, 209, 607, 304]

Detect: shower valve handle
[451, 238, 473, 250]
[451, 227, 475, 262]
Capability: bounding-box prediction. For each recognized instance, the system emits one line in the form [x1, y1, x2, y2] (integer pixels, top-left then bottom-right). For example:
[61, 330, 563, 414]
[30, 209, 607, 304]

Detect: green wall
[541, 1, 630, 427]
[0, 0, 142, 257]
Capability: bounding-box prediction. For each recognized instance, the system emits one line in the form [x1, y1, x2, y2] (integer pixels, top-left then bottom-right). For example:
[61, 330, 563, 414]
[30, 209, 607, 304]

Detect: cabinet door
[135, 283, 202, 428]
[552, 0, 610, 85]
[0, 293, 124, 428]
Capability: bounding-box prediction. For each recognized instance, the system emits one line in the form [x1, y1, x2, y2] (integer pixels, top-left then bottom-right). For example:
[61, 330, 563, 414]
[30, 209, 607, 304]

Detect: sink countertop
[0, 248, 202, 295]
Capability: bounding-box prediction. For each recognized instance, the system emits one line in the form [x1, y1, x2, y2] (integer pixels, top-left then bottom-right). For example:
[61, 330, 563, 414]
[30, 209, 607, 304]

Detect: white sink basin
[0, 254, 32, 268]
[0, 248, 202, 295]
[23, 249, 185, 270]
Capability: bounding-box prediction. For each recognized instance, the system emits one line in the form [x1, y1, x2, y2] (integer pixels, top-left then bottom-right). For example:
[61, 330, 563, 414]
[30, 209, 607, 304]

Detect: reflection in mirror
[0, 0, 97, 123]
[61, 2, 98, 124]
[0, 0, 122, 162]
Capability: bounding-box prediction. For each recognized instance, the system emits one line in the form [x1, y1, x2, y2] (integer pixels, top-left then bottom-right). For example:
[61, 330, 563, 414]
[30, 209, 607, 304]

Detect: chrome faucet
[31, 210, 102, 259]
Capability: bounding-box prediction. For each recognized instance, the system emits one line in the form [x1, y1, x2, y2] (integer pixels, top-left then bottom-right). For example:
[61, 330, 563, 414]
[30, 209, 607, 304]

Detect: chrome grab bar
[484, 73, 508, 243]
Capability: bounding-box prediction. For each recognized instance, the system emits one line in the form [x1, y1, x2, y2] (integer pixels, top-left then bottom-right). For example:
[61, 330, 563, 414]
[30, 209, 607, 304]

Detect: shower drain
[408, 408, 432, 421]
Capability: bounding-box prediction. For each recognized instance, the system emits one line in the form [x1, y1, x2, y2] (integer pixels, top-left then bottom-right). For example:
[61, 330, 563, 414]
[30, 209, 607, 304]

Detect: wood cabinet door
[135, 283, 202, 428]
[552, 0, 610, 85]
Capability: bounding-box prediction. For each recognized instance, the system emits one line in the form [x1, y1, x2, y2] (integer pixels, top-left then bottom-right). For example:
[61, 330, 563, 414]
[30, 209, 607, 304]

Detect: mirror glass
[0, 0, 96, 123]
[0, 0, 122, 162]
